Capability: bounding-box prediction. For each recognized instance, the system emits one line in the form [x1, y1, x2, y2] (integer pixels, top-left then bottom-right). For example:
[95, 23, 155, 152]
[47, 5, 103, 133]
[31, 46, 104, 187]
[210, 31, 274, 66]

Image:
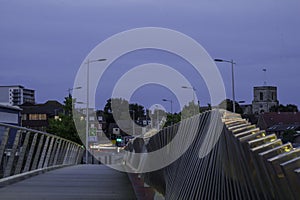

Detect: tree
[164, 113, 181, 127]
[47, 95, 82, 144]
[181, 101, 199, 119]
[103, 98, 148, 132]
[219, 99, 243, 114]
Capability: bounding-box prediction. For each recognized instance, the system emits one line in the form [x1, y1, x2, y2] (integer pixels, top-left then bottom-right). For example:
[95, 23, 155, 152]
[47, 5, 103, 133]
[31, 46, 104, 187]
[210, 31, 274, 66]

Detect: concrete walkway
[0, 165, 136, 200]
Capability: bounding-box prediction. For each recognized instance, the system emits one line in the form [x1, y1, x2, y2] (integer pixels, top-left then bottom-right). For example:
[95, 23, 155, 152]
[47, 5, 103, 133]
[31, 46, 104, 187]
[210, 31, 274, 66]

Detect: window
[272, 92, 275, 100]
[29, 114, 47, 120]
[260, 92, 263, 101]
[22, 114, 27, 120]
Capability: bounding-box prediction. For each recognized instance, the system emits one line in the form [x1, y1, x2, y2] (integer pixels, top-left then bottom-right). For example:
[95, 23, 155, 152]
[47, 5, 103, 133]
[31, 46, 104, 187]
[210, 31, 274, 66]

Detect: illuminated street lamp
[85, 58, 106, 164]
[67, 86, 82, 96]
[162, 99, 173, 114]
[214, 58, 236, 113]
[182, 86, 196, 104]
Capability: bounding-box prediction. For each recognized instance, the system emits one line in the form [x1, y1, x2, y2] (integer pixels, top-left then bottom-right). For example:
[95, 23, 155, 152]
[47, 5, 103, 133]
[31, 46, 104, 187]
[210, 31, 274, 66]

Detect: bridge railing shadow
[0, 122, 84, 181]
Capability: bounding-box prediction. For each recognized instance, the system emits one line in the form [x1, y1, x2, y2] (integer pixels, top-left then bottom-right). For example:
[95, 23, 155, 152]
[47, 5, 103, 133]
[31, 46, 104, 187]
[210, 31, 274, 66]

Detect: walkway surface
[0, 165, 136, 200]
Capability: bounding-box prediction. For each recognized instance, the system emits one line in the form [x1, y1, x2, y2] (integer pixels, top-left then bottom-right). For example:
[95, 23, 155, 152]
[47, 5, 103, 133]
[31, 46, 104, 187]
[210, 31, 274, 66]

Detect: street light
[162, 99, 173, 114]
[85, 58, 106, 164]
[181, 86, 196, 104]
[67, 86, 82, 96]
[154, 105, 160, 130]
[129, 110, 135, 136]
[214, 58, 236, 113]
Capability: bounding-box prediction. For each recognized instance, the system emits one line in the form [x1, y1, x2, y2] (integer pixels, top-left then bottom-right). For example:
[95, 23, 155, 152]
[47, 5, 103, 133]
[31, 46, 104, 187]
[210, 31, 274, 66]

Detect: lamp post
[162, 99, 173, 114]
[154, 105, 160, 130]
[182, 86, 196, 104]
[85, 58, 106, 164]
[214, 58, 236, 113]
[182, 86, 197, 115]
[130, 110, 135, 136]
[67, 86, 82, 96]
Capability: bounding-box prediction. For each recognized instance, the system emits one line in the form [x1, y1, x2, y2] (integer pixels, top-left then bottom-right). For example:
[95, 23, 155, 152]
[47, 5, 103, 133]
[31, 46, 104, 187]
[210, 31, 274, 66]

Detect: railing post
[0, 127, 10, 168]
[52, 138, 62, 166]
[14, 131, 31, 175]
[38, 136, 50, 169]
[59, 141, 68, 165]
[23, 133, 38, 172]
[63, 143, 71, 165]
[31, 135, 45, 170]
[43, 137, 55, 168]
[4, 130, 21, 177]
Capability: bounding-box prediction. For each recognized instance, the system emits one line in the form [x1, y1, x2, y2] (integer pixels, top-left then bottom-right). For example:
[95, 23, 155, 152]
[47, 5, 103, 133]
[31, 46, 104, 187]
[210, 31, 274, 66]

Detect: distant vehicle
[123, 136, 134, 144]
[115, 135, 134, 147]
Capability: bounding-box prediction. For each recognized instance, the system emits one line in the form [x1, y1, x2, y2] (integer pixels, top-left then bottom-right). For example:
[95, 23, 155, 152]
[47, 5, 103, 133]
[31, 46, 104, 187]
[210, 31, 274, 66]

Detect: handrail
[123, 110, 300, 199]
[0, 122, 79, 146]
[0, 123, 84, 181]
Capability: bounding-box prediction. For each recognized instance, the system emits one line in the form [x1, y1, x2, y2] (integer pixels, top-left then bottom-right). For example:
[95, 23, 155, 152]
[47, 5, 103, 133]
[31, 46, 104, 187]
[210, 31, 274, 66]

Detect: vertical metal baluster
[4, 130, 21, 177]
[63, 143, 71, 165]
[52, 138, 62, 166]
[31, 134, 44, 170]
[38, 136, 50, 169]
[14, 131, 31, 175]
[0, 127, 10, 168]
[23, 133, 38, 173]
[43, 137, 55, 168]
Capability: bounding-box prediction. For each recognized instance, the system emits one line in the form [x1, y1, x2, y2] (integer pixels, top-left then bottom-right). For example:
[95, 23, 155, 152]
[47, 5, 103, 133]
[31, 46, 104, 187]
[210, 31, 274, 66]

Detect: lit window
[29, 114, 47, 120]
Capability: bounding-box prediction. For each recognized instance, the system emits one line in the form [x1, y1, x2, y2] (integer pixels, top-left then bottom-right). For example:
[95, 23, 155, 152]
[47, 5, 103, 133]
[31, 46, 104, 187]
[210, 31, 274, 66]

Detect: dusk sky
[1, 0, 299, 112]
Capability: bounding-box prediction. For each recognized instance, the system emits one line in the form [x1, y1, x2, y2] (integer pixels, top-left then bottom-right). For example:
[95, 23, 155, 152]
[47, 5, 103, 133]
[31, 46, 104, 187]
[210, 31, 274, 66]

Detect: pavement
[0, 165, 136, 200]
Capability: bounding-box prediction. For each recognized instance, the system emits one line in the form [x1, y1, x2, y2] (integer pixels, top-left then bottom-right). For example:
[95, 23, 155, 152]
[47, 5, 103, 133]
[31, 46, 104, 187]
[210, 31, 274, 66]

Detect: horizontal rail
[123, 110, 300, 199]
[0, 123, 84, 182]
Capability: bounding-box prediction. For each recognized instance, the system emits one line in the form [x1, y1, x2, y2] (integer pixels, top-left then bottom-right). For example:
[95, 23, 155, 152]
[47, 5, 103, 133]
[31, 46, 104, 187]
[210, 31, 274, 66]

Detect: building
[0, 104, 22, 126]
[0, 85, 35, 106]
[257, 112, 300, 130]
[252, 86, 278, 114]
[20, 100, 63, 131]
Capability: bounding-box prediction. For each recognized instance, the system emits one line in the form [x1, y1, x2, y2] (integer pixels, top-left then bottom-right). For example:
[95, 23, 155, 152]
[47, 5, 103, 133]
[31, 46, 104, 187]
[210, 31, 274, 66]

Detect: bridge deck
[0, 165, 136, 200]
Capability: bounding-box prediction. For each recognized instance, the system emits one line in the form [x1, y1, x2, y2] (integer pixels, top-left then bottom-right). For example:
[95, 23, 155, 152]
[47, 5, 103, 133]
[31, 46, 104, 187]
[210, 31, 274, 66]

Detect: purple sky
[1, 0, 299, 112]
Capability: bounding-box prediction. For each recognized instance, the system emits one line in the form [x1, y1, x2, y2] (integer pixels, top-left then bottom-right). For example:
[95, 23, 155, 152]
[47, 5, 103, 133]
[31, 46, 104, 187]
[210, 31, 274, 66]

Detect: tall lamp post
[162, 99, 173, 125]
[214, 58, 236, 113]
[182, 86, 196, 104]
[130, 110, 135, 136]
[85, 58, 106, 164]
[162, 99, 173, 114]
[182, 86, 197, 115]
[67, 86, 82, 96]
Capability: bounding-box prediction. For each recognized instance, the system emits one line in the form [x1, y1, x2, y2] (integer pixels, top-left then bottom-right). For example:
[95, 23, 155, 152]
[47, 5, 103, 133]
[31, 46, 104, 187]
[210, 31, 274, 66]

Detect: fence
[124, 110, 300, 199]
[0, 122, 83, 181]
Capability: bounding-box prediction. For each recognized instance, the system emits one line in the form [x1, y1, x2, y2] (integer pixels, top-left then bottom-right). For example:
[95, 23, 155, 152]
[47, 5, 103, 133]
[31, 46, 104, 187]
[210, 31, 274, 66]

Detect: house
[20, 100, 63, 131]
[267, 124, 300, 136]
[0, 104, 22, 126]
[257, 112, 300, 143]
[257, 112, 300, 131]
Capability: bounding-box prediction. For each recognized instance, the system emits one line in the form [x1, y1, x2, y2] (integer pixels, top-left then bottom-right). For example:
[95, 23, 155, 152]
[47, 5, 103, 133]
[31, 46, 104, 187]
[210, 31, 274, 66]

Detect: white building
[0, 103, 22, 125]
[0, 85, 35, 106]
[252, 86, 278, 114]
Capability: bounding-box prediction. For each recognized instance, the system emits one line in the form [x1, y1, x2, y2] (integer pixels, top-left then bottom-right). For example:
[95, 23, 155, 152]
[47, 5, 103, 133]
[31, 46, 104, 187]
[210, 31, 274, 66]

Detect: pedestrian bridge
[0, 164, 136, 199]
[0, 110, 299, 199]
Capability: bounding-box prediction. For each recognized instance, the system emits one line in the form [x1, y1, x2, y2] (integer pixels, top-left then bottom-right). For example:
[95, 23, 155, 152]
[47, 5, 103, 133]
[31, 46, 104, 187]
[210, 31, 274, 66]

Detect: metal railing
[124, 110, 300, 199]
[0, 122, 84, 180]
